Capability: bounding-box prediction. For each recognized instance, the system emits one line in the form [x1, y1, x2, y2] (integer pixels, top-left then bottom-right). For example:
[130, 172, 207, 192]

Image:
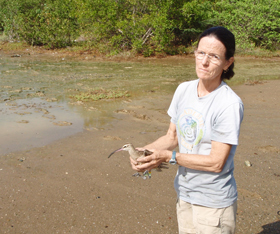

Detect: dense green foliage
[0, 0, 279, 54]
[215, 0, 280, 50]
[0, 0, 79, 48]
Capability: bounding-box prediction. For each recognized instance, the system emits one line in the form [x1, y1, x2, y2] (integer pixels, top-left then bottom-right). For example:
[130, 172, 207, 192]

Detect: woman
[130, 26, 244, 234]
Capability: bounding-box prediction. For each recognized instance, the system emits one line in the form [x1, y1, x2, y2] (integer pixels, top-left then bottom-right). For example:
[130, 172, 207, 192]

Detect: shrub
[215, 0, 280, 50]
[0, 0, 279, 53]
[0, 0, 79, 48]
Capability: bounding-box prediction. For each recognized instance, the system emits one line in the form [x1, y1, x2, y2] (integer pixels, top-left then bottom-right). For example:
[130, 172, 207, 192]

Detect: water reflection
[0, 98, 82, 154]
[0, 94, 133, 155]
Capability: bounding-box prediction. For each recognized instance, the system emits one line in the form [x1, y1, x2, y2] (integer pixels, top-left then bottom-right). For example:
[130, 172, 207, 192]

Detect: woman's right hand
[130, 157, 141, 171]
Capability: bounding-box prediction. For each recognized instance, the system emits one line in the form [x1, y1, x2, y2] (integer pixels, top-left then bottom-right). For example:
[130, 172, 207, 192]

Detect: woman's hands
[130, 122, 178, 172]
[130, 149, 171, 172]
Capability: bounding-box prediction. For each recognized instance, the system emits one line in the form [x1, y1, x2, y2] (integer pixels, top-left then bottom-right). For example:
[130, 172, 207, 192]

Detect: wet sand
[0, 80, 279, 233]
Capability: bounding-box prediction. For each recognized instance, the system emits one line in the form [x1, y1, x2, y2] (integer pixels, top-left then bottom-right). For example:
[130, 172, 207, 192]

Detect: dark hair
[198, 26, 235, 80]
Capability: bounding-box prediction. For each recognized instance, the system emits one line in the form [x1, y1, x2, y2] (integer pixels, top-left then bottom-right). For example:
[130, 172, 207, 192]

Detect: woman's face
[195, 36, 233, 83]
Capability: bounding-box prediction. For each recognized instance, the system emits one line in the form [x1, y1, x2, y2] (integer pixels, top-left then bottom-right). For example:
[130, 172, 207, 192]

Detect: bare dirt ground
[0, 79, 279, 233]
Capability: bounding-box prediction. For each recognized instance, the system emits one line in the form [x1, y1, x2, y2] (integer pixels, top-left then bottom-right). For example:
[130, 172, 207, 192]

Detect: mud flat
[0, 79, 279, 233]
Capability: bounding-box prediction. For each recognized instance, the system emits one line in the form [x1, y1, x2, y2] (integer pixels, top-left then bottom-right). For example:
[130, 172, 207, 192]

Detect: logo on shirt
[177, 108, 205, 151]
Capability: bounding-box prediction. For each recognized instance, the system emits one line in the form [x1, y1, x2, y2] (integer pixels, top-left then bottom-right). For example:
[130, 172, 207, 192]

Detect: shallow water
[0, 53, 196, 155]
[0, 98, 83, 153]
[1, 52, 279, 155]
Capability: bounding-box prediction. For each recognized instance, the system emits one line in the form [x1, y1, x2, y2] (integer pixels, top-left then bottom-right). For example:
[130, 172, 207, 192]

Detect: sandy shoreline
[0, 80, 280, 233]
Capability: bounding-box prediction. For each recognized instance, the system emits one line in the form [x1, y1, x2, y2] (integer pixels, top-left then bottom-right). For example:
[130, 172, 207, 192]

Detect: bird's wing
[143, 149, 153, 156]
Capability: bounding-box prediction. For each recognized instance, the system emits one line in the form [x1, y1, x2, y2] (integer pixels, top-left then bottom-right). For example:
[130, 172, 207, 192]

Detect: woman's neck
[197, 79, 222, 97]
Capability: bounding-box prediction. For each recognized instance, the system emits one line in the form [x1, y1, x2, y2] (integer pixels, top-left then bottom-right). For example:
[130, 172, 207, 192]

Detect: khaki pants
[176, 199, 237, 234]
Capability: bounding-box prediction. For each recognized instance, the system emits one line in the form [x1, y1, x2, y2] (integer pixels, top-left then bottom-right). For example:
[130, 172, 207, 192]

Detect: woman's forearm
[137, 140, 232, 174]
[171, 141, 232, 173]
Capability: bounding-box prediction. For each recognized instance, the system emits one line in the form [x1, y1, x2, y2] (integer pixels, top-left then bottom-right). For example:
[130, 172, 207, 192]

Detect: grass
[236, 47, 280, 57]
[70, 88, 130, 102]
[1, 39, 279, 103]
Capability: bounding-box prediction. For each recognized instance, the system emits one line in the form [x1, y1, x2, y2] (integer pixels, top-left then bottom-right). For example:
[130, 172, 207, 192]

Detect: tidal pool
[0, 52, 279, 155]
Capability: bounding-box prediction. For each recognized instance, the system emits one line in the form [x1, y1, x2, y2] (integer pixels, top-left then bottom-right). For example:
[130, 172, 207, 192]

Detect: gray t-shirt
[168, 79, 244, 208]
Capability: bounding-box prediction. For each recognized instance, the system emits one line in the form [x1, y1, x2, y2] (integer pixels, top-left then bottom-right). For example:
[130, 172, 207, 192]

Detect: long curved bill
[108, 148, 123, 158]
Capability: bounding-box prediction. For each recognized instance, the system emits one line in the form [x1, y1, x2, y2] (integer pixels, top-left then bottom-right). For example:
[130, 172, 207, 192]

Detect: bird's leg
[132, 172, 141, 177]
[143, 170, 151, 179]
[141, 175, 147, 180]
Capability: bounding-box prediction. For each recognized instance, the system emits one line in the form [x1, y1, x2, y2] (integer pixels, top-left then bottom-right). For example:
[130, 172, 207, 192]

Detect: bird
[108, 143, 161, 179]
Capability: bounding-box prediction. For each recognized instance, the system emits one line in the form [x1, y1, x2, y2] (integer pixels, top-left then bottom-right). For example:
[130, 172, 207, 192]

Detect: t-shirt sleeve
[167, 85, 182, 124]
[211, 102, 244, 145]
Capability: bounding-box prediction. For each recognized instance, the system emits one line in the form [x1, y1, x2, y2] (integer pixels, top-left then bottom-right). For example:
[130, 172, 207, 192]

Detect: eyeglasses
[195, 50, 222, 64]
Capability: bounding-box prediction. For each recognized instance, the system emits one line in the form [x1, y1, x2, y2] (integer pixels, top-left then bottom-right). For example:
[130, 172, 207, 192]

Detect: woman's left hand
[136, 149, 168, 171]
